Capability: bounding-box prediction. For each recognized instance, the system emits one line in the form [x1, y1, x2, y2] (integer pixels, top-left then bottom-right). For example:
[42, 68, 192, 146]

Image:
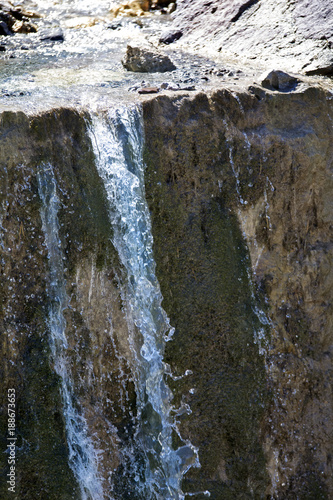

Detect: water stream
[37, 163, 104, 500]
[87, 105, 198, 499]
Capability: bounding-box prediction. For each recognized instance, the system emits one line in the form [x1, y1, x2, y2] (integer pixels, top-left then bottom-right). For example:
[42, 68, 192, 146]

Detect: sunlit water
[0, 0, 218, 114]
[37, 164, 104, 500]
[0, 0, 167, 106]
[88, 105, 199, 499]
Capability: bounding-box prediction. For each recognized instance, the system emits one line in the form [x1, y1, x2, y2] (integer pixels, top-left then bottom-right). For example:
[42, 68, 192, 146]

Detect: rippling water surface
[0, 0, 218, 113]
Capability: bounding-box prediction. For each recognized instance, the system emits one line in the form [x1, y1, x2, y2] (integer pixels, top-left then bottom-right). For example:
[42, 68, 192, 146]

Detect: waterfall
[37, 163, 103, 500]
[88, 106, 199, 499]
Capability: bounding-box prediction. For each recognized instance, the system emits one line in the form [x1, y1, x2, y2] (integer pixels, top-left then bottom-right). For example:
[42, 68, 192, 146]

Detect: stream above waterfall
[0, 0, 233, 113]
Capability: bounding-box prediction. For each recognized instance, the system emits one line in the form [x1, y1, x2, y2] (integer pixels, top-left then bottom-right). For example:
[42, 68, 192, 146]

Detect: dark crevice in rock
[230, 0, 260, 22]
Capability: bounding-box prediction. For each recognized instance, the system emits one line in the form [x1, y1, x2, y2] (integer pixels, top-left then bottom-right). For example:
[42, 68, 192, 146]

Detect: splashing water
[37, 163, 103, 500]
[88, 106, 199, 499]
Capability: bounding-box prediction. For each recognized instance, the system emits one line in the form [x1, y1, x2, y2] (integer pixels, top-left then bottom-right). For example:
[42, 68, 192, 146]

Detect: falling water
[37, 163, 103, 500]
[88, 106, 199, 499]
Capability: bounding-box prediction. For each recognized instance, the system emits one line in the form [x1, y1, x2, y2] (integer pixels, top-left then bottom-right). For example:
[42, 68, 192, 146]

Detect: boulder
[122, 42, 176, 72]
[261, 70, 299, 92]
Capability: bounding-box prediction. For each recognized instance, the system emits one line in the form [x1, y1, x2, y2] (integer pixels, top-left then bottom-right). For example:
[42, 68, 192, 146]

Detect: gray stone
[261, 70, 299, 91]
[0, 20, 11, 35]
[138, 86, 159, 94]
[39, 28, 64, 42]
[122, 42, 176, 72]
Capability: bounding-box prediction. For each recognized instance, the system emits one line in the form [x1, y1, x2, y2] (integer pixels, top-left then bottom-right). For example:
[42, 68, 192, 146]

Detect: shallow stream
[0, 0, 223, 112]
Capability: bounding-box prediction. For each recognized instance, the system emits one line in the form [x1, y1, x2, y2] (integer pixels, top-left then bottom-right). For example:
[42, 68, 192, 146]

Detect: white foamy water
[88, 105, 199, 499]
[37, 163, 103, 500]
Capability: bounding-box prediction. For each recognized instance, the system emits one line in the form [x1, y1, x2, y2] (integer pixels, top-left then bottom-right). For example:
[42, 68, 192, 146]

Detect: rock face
[172, 0, 333, 75]
[0, 86, 332, 498]
[122, 42, 176, 72]
[143, 86, 333, 498]
[0, 110, 138, 499]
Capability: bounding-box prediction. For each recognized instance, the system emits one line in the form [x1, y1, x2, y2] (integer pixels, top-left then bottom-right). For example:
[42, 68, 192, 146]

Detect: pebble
[138, 87, 159, 94]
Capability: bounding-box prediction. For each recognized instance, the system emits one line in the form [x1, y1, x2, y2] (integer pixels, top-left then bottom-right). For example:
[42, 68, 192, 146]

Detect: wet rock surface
[143, 86, 333, 499]
[0, 109, 139, 499]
